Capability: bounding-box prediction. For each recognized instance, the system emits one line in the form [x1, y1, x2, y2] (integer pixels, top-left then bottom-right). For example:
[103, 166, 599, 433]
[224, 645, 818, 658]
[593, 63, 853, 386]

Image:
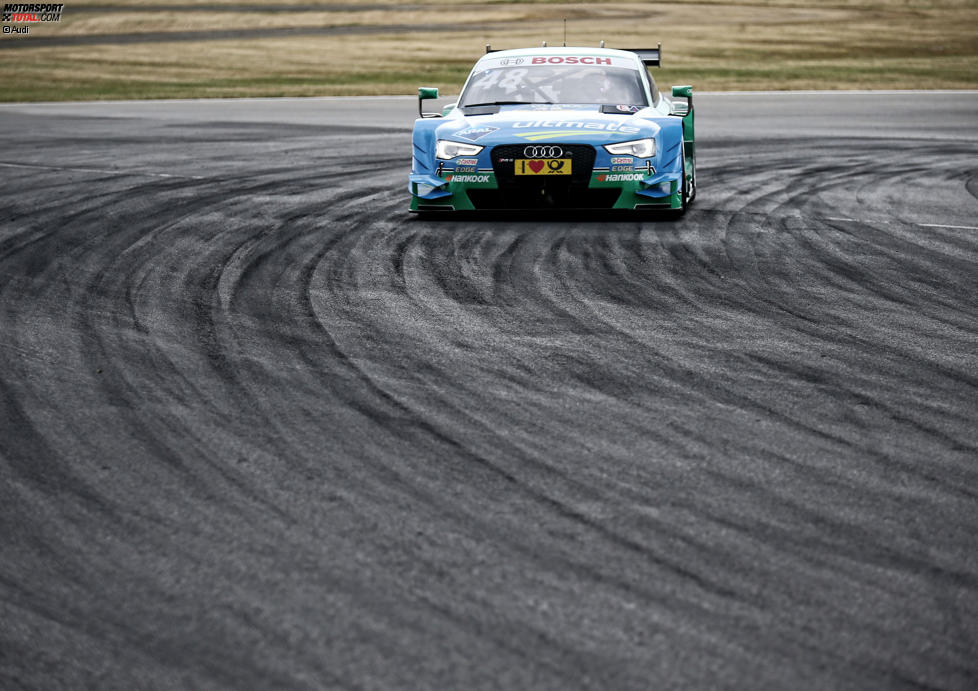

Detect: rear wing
[624, 44, 662, 67]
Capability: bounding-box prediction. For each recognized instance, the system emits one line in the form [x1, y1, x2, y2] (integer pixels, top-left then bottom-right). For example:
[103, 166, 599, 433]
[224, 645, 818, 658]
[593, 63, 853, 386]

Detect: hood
[437, 105, 661, 145]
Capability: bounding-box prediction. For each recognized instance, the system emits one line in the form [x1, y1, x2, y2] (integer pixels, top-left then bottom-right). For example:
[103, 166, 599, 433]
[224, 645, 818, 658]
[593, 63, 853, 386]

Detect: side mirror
[418, 87, 440, 118]
[670, 85, 693, 117]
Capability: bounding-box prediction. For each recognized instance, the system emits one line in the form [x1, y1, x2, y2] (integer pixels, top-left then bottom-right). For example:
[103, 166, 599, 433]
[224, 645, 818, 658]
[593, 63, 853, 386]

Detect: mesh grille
[466, 188, 622, 210]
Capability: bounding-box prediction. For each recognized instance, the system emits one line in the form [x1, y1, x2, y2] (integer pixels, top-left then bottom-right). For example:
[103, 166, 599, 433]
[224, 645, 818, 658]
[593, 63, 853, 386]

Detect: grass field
[1, 0, 976, 101]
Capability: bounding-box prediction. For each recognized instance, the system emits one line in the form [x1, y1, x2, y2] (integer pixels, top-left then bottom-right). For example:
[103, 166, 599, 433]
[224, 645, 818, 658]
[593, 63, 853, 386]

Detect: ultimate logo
[2, 3, 64, 22]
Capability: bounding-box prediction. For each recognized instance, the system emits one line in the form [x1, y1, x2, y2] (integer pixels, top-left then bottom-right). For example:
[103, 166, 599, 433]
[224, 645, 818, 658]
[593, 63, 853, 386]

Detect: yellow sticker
[514, 159, 572, 176]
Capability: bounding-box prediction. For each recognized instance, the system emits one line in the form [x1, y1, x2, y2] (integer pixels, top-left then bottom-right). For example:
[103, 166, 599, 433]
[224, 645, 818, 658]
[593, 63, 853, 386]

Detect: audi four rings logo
[524, 146, 564, 158]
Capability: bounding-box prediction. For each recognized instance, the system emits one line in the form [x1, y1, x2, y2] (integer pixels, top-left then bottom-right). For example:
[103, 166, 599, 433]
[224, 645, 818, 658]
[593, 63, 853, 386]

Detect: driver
[560, 68, 614, 103]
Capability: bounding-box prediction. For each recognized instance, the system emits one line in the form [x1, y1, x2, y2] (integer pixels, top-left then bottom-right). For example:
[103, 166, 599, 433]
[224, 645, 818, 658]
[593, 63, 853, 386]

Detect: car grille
[491, 144, 596, 186]
[470, 144, 619, 209]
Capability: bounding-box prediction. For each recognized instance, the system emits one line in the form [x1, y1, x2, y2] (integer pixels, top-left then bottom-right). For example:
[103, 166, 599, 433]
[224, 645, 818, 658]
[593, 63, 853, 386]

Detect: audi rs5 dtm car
[409, 45, 695, 213]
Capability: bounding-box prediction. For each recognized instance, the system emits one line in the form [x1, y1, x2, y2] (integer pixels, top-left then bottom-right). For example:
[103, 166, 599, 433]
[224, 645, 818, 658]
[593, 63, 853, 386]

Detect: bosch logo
[523, 146, 564, 158]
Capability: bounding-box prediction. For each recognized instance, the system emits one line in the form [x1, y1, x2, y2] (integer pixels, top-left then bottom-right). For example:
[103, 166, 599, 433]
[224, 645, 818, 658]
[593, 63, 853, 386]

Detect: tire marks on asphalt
[0, 103, 976, 689]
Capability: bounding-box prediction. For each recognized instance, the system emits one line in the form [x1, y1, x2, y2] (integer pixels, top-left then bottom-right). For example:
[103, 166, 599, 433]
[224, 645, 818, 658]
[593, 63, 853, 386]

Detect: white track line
[0, 91, 975, 108]
[700, 90, 978, 96]
[0, 95, 419, 107]
[822, 215, 978, 231]
[0, 161, 204, 180]
[918, 223, 978, 231]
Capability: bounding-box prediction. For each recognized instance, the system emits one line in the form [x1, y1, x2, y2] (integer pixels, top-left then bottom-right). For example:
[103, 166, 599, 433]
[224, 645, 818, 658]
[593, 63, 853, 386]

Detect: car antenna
[563, 18, 566, 47]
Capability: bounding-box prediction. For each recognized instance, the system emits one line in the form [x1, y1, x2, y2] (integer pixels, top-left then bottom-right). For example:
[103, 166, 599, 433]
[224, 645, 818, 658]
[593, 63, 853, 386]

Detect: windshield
[459, 64, 648, 108]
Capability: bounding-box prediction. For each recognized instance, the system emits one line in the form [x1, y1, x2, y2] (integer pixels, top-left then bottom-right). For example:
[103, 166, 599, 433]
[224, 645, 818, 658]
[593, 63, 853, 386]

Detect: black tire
[669, 146, 689, 218]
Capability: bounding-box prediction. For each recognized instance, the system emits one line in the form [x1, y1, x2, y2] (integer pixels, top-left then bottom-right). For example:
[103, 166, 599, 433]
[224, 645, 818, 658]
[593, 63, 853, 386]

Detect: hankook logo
[523, 146, 563, 158]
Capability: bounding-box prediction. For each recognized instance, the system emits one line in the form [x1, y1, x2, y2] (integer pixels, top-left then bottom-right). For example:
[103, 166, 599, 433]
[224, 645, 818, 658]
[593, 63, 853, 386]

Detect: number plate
[515, 159, 572, 176]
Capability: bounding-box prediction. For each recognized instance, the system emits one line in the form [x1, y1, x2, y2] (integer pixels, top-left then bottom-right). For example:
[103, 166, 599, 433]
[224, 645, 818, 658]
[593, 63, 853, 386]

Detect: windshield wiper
[461, 101, 554, 107]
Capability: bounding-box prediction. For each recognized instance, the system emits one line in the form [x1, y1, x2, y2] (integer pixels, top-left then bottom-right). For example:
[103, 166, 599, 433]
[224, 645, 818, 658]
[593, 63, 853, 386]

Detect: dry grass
[37, 6, 542, 36]
[1, 1, 976, 101]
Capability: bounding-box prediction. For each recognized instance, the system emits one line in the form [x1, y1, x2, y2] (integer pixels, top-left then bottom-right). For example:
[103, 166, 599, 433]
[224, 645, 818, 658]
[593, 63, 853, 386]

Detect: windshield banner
[478, 55, 640, 71]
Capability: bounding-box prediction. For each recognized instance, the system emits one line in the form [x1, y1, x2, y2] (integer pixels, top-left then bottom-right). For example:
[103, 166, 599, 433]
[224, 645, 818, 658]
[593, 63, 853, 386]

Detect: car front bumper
[409, 170, 682, 212]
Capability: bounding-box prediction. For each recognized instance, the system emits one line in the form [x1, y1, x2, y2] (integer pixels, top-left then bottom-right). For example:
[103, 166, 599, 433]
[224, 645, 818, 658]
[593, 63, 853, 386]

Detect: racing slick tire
[669, 146, 691, 218]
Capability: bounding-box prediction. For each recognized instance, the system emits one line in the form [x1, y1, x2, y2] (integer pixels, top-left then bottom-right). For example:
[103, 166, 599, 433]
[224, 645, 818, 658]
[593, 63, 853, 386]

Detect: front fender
[411, 118, 442, 176]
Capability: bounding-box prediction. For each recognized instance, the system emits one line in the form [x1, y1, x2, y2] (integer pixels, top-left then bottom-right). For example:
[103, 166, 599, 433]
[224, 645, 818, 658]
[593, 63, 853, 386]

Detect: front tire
[670, 146, 690, 217]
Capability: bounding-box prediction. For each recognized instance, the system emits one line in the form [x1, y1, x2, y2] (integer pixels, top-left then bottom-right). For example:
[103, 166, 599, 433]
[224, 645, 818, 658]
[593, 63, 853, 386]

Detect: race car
[409, 44, 695, 213]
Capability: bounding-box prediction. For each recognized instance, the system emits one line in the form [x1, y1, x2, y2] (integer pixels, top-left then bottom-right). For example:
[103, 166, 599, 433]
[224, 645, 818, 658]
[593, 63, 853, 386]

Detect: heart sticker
[528, 160, 545, 173]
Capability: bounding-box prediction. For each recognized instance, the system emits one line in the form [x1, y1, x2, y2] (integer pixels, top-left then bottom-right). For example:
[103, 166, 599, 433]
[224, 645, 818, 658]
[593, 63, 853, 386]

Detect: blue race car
[409, 44, 695, 213]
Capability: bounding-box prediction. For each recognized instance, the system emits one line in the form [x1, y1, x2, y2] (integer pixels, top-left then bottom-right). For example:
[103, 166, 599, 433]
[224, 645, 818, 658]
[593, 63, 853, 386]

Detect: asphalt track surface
[1, 92, 977, 690]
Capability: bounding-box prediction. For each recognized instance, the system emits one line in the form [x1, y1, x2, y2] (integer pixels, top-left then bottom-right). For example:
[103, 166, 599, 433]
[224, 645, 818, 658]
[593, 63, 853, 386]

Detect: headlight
[435, 140, 484, 160]
[604, 138, 655, 158]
